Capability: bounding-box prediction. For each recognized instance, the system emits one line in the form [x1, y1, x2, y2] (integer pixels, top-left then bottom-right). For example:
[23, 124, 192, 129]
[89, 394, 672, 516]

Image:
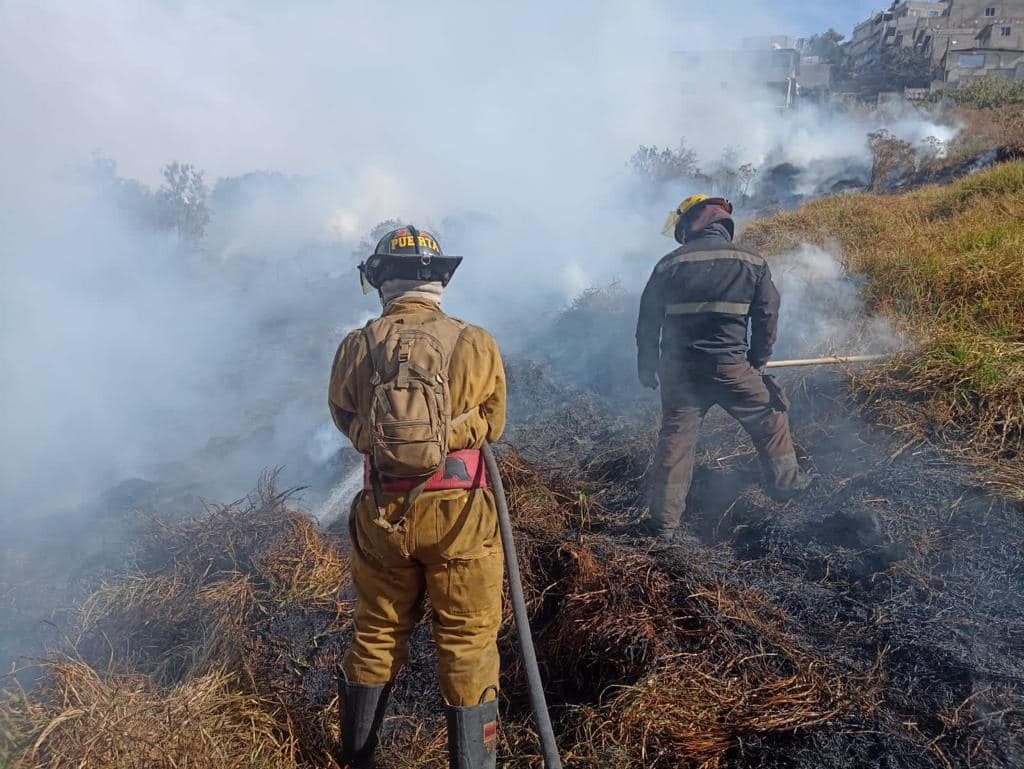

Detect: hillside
[3, 165, 1024, 769]
[745, 161, 1024, 498]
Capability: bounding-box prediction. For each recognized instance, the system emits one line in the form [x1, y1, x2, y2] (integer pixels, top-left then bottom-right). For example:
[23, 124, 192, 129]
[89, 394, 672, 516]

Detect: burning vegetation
[7, 4, 1024, 766]
[3, 162, 1024, 769]
[3, 369, 1023, 768]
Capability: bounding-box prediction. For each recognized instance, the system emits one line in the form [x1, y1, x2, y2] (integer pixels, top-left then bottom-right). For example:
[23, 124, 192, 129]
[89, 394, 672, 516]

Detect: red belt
[363, 449, 488, 492]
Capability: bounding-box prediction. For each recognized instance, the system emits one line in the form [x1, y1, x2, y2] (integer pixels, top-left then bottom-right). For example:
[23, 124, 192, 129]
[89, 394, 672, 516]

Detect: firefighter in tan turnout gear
[637, 195, 810, 541]
[329, 226, 506, 769]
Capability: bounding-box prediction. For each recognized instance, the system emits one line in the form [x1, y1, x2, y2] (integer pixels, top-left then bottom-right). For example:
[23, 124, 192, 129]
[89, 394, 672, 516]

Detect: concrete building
[847, 0, 1024, 91]
[940, 40, 1024, 86]
[799, 56, 834, 101]
[672, 43, 806, 110]
[933, 1, 1024, 86]
[849, 1, 948, 74]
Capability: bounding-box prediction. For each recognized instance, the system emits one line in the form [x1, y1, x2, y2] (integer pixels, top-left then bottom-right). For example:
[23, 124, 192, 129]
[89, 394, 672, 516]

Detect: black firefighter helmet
[358, 225, 463, 294]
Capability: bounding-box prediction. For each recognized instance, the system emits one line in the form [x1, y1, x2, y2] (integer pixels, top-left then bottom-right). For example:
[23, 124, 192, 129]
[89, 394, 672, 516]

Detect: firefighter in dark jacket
[636, 194, 810, 540]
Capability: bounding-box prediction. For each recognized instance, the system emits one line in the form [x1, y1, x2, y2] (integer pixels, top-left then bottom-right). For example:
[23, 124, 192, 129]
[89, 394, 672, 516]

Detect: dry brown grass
[0, 452, 948, 768]
[485, 450, 878, 769]
[1, 660, 296, 769]
[548, 549, 872, 769]
[744, 161, 1024, 495]
[1, 476, 350, 768]
[73, 474, 349, 678]
[5, 456, 873, 769]
[574, 660, 852, 769]
[940, 80, 1024, 155]
[957, 106, 1024, 155]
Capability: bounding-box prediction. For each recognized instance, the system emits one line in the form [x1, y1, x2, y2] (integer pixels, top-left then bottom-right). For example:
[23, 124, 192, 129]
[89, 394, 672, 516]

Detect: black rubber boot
[638, 516, 678, 542]
[764, 454, 813, 501]
[339, 680, 391, 769]
[446, 699, 498, 769]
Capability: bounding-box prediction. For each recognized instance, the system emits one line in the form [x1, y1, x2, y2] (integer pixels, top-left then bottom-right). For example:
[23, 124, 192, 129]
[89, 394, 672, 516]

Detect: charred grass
[744, 161, 1024, 497]
[1, 475, 348, 768]
[4, 167, 1024, 767]
[0, 459, 876, 769]
[4, 365, 1023, 769]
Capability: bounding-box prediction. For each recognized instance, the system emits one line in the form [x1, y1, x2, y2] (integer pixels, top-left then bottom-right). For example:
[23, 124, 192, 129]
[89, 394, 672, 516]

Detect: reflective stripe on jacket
[636, 224, 780, 372]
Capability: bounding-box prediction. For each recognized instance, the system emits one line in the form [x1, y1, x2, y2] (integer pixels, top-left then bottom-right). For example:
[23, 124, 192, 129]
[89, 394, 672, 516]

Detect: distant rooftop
[740, 35, 804, 51]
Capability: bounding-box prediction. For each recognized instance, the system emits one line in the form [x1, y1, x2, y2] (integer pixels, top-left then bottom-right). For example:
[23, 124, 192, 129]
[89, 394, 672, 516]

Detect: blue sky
[781, 1, 889, 37]
[672, 1, 890, 41]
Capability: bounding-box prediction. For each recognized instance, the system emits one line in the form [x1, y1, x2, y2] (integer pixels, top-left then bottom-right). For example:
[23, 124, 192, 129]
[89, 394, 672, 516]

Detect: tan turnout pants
[343, 487, 504, 707]
[646, 359, 803, 538]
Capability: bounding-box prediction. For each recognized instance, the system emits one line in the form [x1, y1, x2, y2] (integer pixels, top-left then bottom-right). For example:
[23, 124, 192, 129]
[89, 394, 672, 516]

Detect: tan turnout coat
[328, 296, 507, 706]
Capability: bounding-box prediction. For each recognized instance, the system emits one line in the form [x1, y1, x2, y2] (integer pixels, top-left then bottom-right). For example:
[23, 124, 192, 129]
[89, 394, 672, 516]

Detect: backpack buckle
[396, 338, 413, 388]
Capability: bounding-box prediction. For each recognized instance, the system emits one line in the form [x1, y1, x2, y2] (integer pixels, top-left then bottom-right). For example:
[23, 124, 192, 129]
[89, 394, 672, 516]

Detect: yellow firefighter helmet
[660, 194, 734, 238]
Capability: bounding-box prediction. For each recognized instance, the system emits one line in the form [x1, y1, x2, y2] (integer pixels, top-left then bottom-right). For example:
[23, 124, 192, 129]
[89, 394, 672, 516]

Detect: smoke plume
[0, 2, 947, 669]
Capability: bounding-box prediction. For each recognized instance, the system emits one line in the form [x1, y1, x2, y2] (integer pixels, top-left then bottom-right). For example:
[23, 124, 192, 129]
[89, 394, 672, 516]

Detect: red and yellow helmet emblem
[389, 228, 440, 254]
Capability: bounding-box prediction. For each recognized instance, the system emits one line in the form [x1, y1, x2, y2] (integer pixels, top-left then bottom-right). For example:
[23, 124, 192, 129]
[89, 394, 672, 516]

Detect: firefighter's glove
[747, 353, 769, 372]
[639, 368, 659, 390]
[763, 373, 791, 412]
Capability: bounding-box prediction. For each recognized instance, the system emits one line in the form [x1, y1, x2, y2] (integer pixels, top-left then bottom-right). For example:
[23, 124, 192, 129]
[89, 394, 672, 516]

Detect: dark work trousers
[645, 359, 803, 538]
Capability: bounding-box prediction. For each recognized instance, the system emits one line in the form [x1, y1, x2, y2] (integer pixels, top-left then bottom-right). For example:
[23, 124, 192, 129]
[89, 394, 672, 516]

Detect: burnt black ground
[5, 323, 1022, 767]
[7, 348, 1018, 768]
[493, 357, 1024, 768]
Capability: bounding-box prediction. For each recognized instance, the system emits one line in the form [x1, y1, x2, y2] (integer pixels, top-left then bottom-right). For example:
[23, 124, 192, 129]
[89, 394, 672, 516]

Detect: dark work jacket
[636, 223, 780, 373]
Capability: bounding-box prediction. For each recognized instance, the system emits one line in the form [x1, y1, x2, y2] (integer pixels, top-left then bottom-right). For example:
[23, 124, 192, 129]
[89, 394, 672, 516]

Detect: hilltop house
[848, 0, 1024, 92]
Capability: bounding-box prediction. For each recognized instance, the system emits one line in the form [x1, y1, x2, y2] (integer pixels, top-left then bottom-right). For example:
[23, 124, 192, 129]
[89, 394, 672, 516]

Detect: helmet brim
[359, 254, 463, 291]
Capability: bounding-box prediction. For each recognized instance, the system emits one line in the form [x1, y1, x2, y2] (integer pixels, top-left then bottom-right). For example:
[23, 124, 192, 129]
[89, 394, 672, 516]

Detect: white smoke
[770, 244, 905, 360]
[0, 0, 946, 517]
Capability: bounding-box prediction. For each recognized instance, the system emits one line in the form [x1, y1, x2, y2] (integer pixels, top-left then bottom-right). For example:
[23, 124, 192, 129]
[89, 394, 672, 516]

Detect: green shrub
[938, 78, 1024, 109]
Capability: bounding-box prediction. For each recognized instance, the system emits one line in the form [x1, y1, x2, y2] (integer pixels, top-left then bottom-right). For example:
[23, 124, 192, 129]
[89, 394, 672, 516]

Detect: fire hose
[482, 442, 563, 769]
[477, 354, 887, 766]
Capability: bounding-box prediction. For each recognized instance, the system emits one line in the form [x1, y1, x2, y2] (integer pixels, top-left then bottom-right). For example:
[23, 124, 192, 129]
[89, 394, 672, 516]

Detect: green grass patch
[744, 161, 1024, 481]
[935, 77, 1024, 109]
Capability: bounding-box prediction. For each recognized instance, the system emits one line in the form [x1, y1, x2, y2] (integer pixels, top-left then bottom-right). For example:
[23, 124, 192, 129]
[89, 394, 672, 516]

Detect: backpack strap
[368, 464, 430, 533]
[451, 409, 476, 428]
[366, 454, 432, 533]
[360, 325, 378, 376]
[395, 336, 413, 389]
[366, 458, 390, 529]
[431, 314, 467, 368]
